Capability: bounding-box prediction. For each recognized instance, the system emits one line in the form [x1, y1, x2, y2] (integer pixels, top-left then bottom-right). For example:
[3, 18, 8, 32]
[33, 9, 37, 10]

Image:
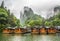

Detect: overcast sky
[0, 0, 60, 19]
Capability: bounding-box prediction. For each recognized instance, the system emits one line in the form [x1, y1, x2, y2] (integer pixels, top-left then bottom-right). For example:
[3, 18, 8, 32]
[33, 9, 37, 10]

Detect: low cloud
[0, 0, 60, 19]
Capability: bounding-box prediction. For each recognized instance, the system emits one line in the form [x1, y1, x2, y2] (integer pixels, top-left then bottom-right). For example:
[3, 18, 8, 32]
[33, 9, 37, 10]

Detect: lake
[0, 33, 60, 41]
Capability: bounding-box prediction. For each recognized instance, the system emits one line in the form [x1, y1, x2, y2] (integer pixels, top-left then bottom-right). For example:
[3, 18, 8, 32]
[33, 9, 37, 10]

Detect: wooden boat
[3, 28, 27, 34]
[2, 29, 9, 33]
[39, 27, 47, 34]
[14, 28, 23, 34]
[9, 29, 14, 34]
[14, 28, 27, 34]
[47, 27, 56, 34]
[3, 28, 10, 34]
[31, 27, 39, 34]
[3, 28, 15, 34]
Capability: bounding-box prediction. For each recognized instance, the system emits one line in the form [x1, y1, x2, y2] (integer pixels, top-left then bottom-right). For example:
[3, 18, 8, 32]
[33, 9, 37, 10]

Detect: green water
[0, 33, 60, 41]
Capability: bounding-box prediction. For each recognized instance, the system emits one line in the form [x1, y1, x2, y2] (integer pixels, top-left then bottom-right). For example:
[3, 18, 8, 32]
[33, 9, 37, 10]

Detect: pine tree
[1, 1, 4, 8]
[8, 9, 10, 15]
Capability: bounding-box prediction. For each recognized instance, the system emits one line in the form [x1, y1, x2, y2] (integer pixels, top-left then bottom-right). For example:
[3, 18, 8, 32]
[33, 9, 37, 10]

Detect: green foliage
[25, 14, 43, 27]
[0, 24, 5, 32]
[29, 20, 42, 26]
[0, 1, 20, 32]
[46, 12, 60, 26]
[16, 19, 20, 27]
[52, 18, 60, 26]
[45, 21, 53, 26]
[0, 8, 8, 26]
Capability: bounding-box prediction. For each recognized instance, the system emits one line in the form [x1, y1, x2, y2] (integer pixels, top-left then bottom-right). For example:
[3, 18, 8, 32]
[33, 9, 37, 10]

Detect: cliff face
[20, 6, 43, 26]
[24, 7, 34, 18]
[54, 6, 60, 15]
[20, 6, 34, 26]
[54, 6, 60, 12]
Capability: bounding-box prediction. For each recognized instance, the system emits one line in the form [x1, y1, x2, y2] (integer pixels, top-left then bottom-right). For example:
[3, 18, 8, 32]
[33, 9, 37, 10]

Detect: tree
[16, 19, 20, 27]
[25, 18, 43, 27]
[0, 7, 8, 32]
[0, 1, 4, 8]
[52, 18, 60, 26]
[44, 21, 53, 26]
[8, 13, 17, 27]
[46, 12, 60, 26]
[0, 1, 21, 32]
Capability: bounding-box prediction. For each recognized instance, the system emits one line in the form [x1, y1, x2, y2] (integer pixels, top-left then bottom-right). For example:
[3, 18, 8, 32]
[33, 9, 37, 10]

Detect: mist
[0, 0, 60, 19]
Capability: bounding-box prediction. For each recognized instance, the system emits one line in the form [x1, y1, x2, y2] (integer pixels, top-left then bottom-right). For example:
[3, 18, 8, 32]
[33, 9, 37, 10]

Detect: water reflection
[0, 33, 60, 41]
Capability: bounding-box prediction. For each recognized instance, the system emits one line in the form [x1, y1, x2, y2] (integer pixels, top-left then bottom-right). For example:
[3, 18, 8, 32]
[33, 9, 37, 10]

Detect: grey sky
[0, 0, 60, 19]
